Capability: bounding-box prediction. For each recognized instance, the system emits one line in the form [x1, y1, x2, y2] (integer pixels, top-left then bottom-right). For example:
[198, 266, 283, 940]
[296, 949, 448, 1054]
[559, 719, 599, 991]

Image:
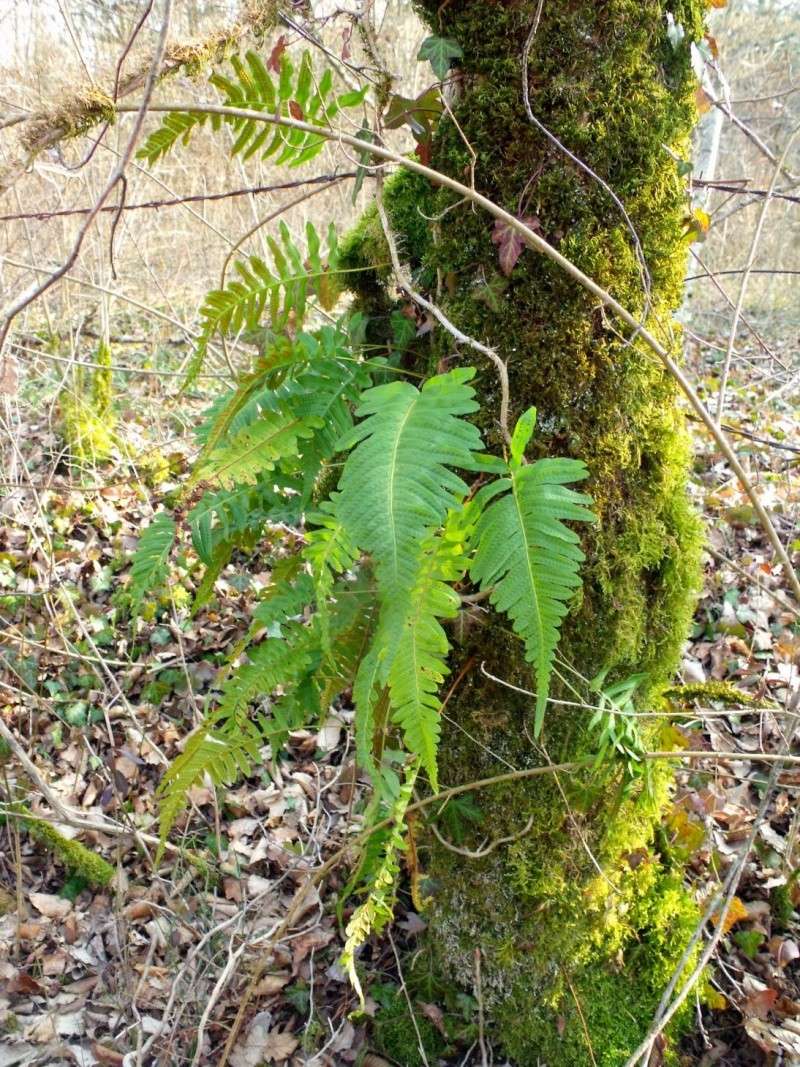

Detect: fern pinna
[129, 37, 596, 997]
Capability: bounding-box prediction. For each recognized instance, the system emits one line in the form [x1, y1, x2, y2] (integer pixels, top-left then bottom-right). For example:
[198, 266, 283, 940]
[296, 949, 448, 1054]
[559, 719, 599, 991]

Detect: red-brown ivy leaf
[268, 35, 288, 74]
[491, 216, 540, 277]
[289, 100, 304, 121]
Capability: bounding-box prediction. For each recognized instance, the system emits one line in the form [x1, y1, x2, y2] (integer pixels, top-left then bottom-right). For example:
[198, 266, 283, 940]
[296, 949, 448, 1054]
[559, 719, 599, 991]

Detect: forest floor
[0, 327, 799, 1067]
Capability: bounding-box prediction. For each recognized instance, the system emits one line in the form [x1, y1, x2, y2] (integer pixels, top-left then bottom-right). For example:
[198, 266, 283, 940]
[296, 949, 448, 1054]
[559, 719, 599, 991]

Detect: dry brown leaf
[261, 1029, 299, 1063]
[91, 1043, 125, 1066]
[29, 893, 71, 920]
[741, 986, 778, 1020]
[254, 974, 289, 997]
[745, 1016, 800, 1056]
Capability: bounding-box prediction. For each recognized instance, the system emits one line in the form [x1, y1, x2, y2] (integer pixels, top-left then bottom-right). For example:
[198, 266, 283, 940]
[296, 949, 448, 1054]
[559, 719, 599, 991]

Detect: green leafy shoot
[128, 512, 176, 621]
[137, 49, 368, 168]
[471, 410, 595, 734]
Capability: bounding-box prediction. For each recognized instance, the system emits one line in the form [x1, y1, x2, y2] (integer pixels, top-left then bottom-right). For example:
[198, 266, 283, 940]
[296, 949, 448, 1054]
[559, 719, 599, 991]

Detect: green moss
[666, 680, 763, 706]
[60, 343, 117, 466]
[2, 805, 115, 887]
[344, 0, 707, 1062]
[370, 993, 446, 1065]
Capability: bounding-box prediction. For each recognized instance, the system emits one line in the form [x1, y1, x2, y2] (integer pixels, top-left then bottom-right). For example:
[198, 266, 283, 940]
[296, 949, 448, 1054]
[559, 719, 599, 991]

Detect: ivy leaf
[417, 36, 463, 80]
[384, 89, 442, 139]
[491, 216, 540, 277]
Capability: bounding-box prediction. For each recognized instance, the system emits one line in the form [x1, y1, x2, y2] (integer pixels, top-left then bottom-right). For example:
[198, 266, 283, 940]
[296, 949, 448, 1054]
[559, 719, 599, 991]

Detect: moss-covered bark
[341, 1, 707, 1062]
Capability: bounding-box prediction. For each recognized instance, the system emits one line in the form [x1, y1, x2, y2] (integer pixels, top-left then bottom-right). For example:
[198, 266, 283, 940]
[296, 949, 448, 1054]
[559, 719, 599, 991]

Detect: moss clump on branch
[3, 805, 114, 887]
[27, 819, 115, 887]
[343, 0, 707, 1062]
[666, 679, 764, 706]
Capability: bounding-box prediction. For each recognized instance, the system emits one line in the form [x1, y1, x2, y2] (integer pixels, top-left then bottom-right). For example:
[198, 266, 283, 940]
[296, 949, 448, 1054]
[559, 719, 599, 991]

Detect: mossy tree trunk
[342, 1, 706, 1062]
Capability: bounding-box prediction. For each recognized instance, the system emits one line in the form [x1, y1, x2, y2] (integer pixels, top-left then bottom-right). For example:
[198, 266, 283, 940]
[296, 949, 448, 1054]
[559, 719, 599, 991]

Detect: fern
[193, 407, 321, 490]
[137, 49, 368, 168]
[336, 368, 482, 602]
[340, 759, 418, 1006]
[384, 530, 469, 789]
[128, 511, 176, 619]
[188, 477, 301, 566]
[303, 499, 360, 645]
[187, 221, 341, 385]
[470, 409, 595, 734]
[158, 623, 313, 844]
[157, 724, 261, 849]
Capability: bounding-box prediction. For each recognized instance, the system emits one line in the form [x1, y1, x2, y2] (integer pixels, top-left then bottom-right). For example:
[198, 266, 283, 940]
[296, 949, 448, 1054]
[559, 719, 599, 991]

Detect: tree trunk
[341, 1, 706, 1062]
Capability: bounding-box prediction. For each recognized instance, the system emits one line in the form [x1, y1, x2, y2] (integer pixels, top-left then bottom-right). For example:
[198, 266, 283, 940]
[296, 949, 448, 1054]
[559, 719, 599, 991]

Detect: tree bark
[342, 1, 707, 1062]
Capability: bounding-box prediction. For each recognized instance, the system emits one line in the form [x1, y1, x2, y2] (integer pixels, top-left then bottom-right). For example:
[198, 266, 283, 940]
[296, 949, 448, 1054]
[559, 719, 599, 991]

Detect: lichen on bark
[341, 0, 708, 1062]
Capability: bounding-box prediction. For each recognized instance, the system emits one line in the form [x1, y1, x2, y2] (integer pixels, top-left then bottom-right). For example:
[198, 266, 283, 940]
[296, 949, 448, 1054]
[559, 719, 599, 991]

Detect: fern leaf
[157, 624, 314, 847]
[214, 624, 313, 723]
[128, 512, 176, 619]
[138, 49, 368, 169]
[341, 760, 418, 1006]
[471, 455, 595, 734]
[188, 222, 340, 386]
[193, 409, 321, 490]
[384, 532, 467, 789]
[157, 725, 259, 847]
[336, 368, 482, 603]
[304, 499, 360, 598]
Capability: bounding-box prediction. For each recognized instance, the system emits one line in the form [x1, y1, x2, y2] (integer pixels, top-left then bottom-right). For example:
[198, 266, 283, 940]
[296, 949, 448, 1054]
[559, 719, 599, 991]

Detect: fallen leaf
[769, 937, 800, 968]
[262, 1030, 299, 1062]
[419, 1001, 446, 1036]
[29, 893, 71, 920]
[254, 974, 289, 997]
[291, 927, 333, 972]
[712, 895, 748, 933]
[741, 986, 778, 1019]
[91, 1044, 125, 1066]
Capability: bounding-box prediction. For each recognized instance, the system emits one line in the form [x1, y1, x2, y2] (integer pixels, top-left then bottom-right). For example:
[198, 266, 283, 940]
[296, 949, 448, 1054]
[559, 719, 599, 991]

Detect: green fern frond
[352, 647, 384, 782]
[136, 109, 220, 166]
[316, 572, 377, 710]
[128, 511, 176, 619]
[185, 221, 340, 388]
[157, 623, 314, 847]
[384, 532, 468, 789]
[157, 724, 260, 848]
[200, 221, 339, 342]
[193, 408, 321, 490]
[214, 624, 313, 724]
[341, 759, 418, 1006]
[336, 367, 482, 603]
[188, 478, 301, 566]
[137, 49, 368, 168]
[304, 499, 360, 601]
[471, 420, 595, 733]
